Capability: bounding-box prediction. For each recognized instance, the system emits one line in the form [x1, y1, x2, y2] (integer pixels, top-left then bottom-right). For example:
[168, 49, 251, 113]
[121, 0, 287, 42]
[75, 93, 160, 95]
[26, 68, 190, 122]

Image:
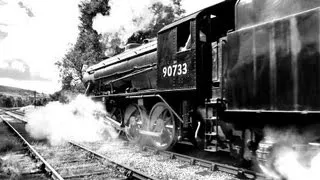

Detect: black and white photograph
[1, 0, 320, 179]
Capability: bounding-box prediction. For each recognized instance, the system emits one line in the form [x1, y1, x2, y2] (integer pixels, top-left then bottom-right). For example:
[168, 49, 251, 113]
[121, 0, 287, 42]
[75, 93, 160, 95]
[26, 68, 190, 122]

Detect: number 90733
[162, 63, 187, 77]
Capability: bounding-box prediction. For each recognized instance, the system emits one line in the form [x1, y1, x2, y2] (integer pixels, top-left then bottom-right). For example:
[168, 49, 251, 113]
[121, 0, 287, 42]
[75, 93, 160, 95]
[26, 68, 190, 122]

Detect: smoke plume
[25, 95, 118, 145]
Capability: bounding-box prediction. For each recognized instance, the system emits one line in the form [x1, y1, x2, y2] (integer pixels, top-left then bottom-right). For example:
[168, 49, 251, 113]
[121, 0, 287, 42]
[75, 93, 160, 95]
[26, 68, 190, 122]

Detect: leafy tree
[56, 0, 110, 92]
[49, 91, 61, 101]
[101, 32, 125, 57]
[172, 0, 185, 17]
[0, 94, 5, 107]
[57, 0, 184, 92]
[34, 98, 48, 106]
[148, 0, 182, 36]
[16, 97, 23, 107]
[4, 96, 14, 107]
[126, 0, 185, 44]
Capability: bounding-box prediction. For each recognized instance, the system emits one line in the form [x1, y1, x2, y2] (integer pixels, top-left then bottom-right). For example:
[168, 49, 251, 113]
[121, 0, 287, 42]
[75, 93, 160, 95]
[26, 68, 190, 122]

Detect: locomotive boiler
[83, 0, 320, 172]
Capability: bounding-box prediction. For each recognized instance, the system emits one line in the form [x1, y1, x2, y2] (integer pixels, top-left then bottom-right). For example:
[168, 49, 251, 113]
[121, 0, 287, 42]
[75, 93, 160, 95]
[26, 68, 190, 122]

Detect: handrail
[95, 63, 156, 81]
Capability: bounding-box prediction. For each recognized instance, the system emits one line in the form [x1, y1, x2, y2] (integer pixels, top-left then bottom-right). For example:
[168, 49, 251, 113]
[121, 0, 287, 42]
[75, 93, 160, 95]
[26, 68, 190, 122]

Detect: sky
[0, 0, 223, 94]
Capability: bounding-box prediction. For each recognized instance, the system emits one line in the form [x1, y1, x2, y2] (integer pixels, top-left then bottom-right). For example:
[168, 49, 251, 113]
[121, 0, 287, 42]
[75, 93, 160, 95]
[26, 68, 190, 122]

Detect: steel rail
[2, 118, 64, 180]
[142, 146, 271, 180]
[3, 110, 157, 179]
[69, 141, 159, 180]
[3, 111, 27, 122]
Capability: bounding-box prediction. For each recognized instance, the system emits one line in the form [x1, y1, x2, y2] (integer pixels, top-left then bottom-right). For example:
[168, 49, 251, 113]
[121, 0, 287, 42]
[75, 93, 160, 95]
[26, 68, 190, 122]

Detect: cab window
[177, 21, 191, 52]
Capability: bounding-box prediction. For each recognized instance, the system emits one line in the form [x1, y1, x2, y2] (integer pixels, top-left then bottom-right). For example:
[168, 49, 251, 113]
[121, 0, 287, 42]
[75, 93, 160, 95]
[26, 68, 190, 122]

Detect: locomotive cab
[157, 1, 235, 101]
[156, 1, 240, 154]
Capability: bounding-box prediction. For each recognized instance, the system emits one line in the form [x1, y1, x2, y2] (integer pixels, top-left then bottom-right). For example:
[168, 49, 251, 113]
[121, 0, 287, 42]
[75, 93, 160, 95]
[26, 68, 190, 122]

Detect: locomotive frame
[83, 0, 320, 169]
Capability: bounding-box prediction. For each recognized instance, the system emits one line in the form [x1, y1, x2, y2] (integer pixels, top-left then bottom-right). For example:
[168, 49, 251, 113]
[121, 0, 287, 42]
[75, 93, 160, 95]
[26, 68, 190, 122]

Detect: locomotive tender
[83, 0, 320, 165]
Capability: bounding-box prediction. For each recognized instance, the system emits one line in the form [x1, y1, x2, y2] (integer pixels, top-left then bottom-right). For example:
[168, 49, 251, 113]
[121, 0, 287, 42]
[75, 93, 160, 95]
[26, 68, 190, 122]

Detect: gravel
[0, 152, 48, 180]
[83, 140, 235, 180]
[32, 143, 126, 179]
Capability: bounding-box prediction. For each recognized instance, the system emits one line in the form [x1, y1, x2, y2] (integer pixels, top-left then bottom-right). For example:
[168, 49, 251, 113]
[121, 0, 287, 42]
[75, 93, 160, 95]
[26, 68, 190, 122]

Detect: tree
[56, 0, 110, 92]
[101, 32, 125, 57]
[57, 0, 184, 92]
[4, 96, 14, 108]
[126, 0, 185, 44]
[16, 97, 23, 107]
[49, 91, 61, 101]
[0, 95, 5, 107]
[172, 0, 185, 17]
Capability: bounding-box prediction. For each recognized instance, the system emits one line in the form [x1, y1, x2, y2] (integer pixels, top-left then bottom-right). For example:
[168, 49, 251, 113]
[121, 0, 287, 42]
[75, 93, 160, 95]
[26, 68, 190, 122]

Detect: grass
[0, 123, 24, 179]
[0, 123, 22, 155]
[0, 136, 21, 154]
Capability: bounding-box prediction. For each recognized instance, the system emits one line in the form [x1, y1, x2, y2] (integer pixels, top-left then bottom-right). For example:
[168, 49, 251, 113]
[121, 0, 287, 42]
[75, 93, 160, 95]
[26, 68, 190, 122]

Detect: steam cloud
[93, 0, 171, 46]
[261, 128, 320, 180]
[25, 95, 118, 145]
[93, 0, 223, 46]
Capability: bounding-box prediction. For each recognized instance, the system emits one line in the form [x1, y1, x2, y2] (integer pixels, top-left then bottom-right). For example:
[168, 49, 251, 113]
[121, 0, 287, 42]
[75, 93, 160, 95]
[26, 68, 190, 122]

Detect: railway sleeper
[62, 170, 111, 179]
[54, 162, 102, 170]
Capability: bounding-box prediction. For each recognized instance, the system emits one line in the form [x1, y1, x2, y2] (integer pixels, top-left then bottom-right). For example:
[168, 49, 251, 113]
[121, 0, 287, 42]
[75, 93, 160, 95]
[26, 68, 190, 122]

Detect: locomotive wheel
[124, 104, 147, 143]
[149, 102, 177, 150]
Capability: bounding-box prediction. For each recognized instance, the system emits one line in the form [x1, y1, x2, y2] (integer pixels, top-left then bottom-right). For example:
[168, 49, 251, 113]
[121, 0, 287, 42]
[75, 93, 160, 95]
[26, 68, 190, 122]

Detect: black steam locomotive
[83, 0, 320, 168]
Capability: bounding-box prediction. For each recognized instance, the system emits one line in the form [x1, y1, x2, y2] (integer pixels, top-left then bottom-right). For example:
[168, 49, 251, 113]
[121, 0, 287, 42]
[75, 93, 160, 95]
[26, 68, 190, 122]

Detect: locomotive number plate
[162, 63, 187, 77]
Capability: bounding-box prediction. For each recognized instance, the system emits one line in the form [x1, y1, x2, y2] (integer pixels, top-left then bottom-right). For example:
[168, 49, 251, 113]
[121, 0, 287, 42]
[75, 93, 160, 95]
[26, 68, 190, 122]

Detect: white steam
[261, 128, 320, 180]
[93, 0, 224, 48]
[181, 0, 224, 14]
[25, 95, 118, 145]
[93, 0, 170, 44]
[265, 147, 320, 180]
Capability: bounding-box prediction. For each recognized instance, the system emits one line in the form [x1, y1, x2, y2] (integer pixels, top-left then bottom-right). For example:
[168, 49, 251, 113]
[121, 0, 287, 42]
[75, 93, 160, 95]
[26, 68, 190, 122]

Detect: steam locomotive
[83, 0, 320, 170]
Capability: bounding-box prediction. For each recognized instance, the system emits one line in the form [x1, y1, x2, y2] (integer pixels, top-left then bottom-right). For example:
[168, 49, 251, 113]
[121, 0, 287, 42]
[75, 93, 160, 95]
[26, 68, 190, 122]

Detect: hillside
[0, 85, 39, 98]
[0, 85, 50, 107]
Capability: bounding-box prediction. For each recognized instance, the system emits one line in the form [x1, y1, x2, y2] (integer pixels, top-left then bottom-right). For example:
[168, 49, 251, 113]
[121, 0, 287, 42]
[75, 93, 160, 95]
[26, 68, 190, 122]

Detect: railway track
[2, 108, 271, 180]
[0, 109, 156, 180]
[82, 139, 272, 180]
[142, 146, 269, 180]
[0, 109, 51, 180]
